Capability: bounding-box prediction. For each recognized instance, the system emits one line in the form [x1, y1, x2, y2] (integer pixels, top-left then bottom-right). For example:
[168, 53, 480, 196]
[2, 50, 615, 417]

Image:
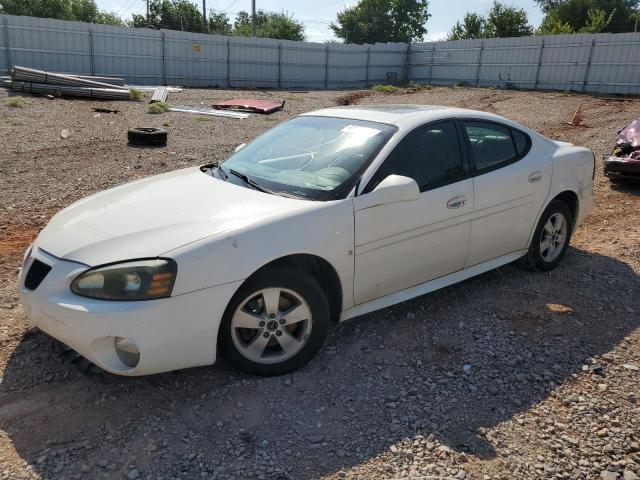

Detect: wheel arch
[234, 253, 343, 323]
[553, 190, 579, 226]
[528, 189, 580, 247]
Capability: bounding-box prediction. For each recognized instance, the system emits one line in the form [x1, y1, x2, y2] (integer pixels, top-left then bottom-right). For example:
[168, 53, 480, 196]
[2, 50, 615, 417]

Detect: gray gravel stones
[0, 87, 639, 480]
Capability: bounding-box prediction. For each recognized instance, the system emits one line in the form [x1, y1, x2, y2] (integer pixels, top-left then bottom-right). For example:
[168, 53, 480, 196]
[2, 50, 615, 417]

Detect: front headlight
[70, 259, 177, 300]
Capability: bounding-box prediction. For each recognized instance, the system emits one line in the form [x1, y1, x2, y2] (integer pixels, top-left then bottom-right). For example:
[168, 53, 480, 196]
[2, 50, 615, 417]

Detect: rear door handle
[447, 195, 467, 209]
[528, 171, 544, 183]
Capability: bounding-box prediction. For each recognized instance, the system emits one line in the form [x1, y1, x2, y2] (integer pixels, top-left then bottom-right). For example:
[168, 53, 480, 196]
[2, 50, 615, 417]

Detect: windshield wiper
[228, 168, 275, 195]
[216, 165, 228, 180]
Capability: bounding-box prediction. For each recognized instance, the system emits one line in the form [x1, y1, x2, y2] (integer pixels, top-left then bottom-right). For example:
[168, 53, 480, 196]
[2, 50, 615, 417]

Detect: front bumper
[19, 247, 242, 376]
[603, 156, 640, 180]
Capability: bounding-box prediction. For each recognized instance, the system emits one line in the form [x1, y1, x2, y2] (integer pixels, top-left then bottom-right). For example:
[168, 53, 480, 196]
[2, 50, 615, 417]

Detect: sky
[95, 0, 545, 43]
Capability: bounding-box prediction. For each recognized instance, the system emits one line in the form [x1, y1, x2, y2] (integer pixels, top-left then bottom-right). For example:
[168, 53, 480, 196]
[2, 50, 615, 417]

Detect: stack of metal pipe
[10, 66, 131, 100]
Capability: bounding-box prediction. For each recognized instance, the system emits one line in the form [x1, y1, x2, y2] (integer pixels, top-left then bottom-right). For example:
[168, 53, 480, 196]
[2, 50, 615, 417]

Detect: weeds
[196, 116, 213, 122]
[7, 96, 26, 108]
[148, 101, 170, 114]
[129, 88, 144, 101]
[372, 84, 399, 93]
[162, 121, 171, 127]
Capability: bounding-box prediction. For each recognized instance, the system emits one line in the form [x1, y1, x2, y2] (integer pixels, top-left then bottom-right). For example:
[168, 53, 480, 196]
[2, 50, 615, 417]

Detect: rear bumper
[603, 157, 640, 180]
[19, 247, 242, 376]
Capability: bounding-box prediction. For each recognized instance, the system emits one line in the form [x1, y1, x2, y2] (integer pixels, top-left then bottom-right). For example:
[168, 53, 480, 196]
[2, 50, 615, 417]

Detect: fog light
[114, 337, 140, 368]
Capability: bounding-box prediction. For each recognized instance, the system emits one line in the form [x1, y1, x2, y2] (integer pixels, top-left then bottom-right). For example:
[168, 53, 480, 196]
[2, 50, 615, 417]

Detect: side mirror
[354, 175, 420, 210]
[234, 143, 246, 153]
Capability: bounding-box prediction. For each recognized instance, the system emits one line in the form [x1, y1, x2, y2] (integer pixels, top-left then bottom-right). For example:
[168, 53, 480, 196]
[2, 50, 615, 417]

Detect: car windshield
[219, 116, 397, 200]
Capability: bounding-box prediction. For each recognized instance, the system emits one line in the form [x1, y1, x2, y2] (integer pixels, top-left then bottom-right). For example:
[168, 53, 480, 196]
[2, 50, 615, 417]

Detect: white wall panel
[1, 14, 640, 93]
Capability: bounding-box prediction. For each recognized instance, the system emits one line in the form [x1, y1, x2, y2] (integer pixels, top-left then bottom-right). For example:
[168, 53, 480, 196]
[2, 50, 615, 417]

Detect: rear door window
[463, 121, 517, 172]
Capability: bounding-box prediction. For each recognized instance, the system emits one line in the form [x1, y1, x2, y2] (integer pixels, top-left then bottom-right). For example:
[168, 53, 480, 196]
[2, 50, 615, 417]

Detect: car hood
[34, 167, 315, 266]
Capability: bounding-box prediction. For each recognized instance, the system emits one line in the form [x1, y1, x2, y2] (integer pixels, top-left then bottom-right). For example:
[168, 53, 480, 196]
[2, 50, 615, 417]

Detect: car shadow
[1, 247, 638, 479]
[610, 180, 640, 195]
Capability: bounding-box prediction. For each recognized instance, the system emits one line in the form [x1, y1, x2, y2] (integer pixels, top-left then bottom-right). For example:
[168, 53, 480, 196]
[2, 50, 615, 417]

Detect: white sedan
[19, 105, 594, 376]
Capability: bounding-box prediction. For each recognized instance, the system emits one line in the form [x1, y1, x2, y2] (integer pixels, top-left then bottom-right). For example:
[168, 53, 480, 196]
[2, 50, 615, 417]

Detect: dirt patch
[335, 90, 372, 106]
[0, 224, 40, 258]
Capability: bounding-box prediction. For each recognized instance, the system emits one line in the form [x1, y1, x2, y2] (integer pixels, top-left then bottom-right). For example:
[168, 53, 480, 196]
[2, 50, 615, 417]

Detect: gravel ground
[0, 85, 639, 480]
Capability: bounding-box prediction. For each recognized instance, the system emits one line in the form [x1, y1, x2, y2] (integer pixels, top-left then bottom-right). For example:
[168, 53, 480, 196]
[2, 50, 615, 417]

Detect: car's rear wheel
[519, 200, 573, 272]
[219, 266, 329, 376]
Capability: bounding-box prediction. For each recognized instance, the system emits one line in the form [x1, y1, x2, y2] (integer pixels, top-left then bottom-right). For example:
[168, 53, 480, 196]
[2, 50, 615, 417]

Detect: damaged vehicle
[604, 117, 640, 183]
[19, 105, 595, 377]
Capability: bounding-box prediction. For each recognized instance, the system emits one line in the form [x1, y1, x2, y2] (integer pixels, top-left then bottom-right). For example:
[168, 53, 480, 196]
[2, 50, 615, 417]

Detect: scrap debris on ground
[213, 98, 285, 114]
[0, 86, 639, 480]
[0, 66, 183, 103]
[168, 105, 250, 119]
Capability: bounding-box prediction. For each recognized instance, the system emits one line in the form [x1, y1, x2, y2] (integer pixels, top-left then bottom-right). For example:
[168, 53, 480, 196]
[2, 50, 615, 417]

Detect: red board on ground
[213, 98, 284, 114]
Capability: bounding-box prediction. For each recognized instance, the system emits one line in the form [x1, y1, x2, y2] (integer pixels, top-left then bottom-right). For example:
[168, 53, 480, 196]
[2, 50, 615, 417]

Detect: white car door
[461, 120, 552, 267]
[353, 120, 474, 305]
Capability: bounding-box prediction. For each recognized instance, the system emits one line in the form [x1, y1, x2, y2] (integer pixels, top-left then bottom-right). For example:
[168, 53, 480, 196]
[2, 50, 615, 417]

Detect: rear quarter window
[512, 129, 530, 157]
[462, 120, 531, 173]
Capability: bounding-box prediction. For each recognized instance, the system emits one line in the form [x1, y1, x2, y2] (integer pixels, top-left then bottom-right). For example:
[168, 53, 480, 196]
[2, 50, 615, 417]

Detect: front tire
[219, 266, 329, 376]
[519, 200, 573, 272]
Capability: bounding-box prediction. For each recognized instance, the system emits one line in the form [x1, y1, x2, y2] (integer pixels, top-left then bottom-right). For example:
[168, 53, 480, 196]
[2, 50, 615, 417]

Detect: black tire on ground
[219, 266, 330, 376]
[127, 127, 167, 147]
[518, 199, 573, 272]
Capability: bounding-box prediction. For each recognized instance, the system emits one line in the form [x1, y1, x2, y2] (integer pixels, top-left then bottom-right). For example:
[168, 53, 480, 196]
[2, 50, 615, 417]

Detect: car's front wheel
[519, 200, 573, 272]
[219, 266, 329, 376]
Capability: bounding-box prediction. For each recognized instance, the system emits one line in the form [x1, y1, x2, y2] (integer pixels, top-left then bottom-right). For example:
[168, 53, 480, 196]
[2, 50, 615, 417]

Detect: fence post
[88, 26, 95, 76]
[475, 39, 484, 87]
[427, 44, 435, 85]
[582, 37, 595, 92]
[533, 37, 544, 90]
[161, 30, 166, 86]
[226, 37, 231, 88]
[277, 43, 282, 90]
[3, 16, 11, 74]
[365, 45, 370, 87]
[404, 42, 411, 83]
[324, 44, 329, 90]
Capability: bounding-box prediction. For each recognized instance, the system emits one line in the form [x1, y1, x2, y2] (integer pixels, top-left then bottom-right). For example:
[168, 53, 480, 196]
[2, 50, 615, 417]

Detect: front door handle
[447, 195, 467, 209]
[528, 171, 544, 183]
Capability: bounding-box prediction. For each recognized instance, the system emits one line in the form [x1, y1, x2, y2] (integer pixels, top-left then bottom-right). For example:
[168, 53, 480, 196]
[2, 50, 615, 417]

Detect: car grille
[24, 259, 52, 291]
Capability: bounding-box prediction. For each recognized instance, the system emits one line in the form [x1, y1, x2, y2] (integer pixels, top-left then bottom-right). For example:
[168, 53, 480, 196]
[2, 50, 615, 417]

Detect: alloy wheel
[540, 212, 568, 262]
[230, 288, 313, 364]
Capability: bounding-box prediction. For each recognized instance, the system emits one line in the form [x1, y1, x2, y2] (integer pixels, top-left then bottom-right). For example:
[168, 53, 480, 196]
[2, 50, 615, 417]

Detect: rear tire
[518, 200, 573, 272]
[219, 266, 329, 376]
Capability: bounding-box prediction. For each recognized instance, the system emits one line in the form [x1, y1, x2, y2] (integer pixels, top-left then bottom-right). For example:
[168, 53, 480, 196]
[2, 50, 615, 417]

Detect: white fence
[409, 33, 640, 94]
[2, 14, 640, 94]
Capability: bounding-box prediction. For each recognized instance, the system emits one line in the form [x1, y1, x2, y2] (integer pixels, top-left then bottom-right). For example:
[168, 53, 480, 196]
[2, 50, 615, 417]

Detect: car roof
[301, 104, 522, 130]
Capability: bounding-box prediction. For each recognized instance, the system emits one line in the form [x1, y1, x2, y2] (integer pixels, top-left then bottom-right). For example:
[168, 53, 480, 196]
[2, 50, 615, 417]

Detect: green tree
[70, 0, 97, 22]
[0, 0, 73, 19]
[448, 2, 531, 40]
[448, 12, 486, 40]
[0, 0, 123, 25]
[330, 0, 431, 44]
[484, 1, 533, 37]
[131, 0, 205, 32]
[233, 10, 305, 40]
[208, 10, 232, 35]
[535, 0, 639, 33]
[536, 13, 575, 33]
[94, 10, 124, 26]
[131, 4, 304, 40]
